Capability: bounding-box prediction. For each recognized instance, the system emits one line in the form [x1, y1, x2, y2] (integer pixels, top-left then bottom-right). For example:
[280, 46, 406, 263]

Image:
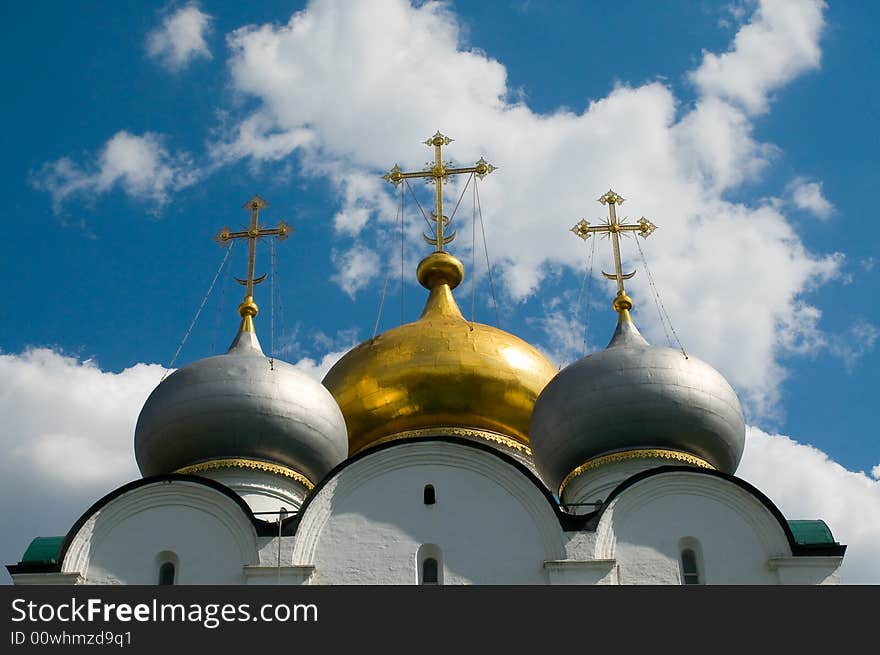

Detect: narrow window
[423, 484, 436, 505]
[158, 561, 176, 585]
[681, 548, 700, 585]
[417, 544, 443, 585]
[422, 558, 439, 585]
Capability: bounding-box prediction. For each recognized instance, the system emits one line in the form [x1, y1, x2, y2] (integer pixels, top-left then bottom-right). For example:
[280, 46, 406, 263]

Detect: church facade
[7, 143, 845, 585]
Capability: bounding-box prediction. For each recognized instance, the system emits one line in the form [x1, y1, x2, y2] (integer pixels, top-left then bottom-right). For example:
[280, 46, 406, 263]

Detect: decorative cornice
[355, 427, 532, 456]
[559, 449, 714, 495]
[175, 459, 314, 490]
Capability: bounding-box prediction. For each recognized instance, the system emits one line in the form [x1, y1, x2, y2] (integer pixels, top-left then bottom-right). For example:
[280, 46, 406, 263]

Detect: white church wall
[11, 453, 842, 586]
[243, 564, 315, 584]
[768, 557, 842, 585]
[292, 441, 566, 584]
[62, 480, 259, 584]
[195, 467, 309, 516]
[543, 559, 618, 584]
[561, 529, 597, 559]
[594, 471, 795, 584]
[561, 457, 688, 509]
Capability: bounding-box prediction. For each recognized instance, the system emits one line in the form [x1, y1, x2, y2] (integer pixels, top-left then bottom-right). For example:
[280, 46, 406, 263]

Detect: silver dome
[529, 317, 746, 493]
[135, 329, 348, 483]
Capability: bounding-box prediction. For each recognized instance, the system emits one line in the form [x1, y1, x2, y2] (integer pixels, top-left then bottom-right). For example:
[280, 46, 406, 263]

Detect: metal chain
[269, 238, 276, 368]
[471, 175, 478, 324]
[571, 236, 596, 363]
[403, 178, 434, 231]
[399, 184, 405, 325]
[583, 236, 596, 356]
[210, 245, 232, 354]
[274, 236, 288, 360]
[444, 172, 474, 234]
[634, 235, 688, 358]
[475, 178, 500, 327]
[163, 240, 235, 381]
[372, 262, 392, 341]
[374, 187, 404, 340]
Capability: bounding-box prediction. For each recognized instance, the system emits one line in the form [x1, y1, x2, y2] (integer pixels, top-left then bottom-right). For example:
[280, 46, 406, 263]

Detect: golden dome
[323, 252, 557, 456]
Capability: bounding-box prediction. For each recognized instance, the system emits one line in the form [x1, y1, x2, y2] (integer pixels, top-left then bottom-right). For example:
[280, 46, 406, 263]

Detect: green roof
[788, 520, 837, 546]
[20, 536, 64, 564]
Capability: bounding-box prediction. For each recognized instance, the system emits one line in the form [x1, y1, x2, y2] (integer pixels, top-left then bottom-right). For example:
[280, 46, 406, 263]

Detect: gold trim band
[355, 427, 532, 456]
[558, 449, 714, 496]
[176, 458, 314, 490]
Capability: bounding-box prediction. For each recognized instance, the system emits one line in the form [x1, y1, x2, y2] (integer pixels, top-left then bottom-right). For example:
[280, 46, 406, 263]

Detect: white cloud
[738, 426, 880, 583]
[29, 0, 853, 420]
[872, 465, 880, 481]
[718, 1, 750, 28]
[329, 166, 400, 236]
[775, 306, 877, 373]
[146, 3, 213, 71]
[827, 319, 880, 373]
[0, 349, 163, 487]
[331, 246, 382, 299]
[0, 349, 165, 582]
[531, 293, 591, 370]
[209, 113, 316, 165]
[33, 131, 200, 211]
[788, 177, 834, 219]
[212, 0, 843, 420]
[275, 324, 360, 379]
[292, 348, 351, 380]
[690, 0, 825, 114]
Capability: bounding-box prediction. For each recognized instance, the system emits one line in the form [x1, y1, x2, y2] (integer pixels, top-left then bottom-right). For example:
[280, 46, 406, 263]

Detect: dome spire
[570, 189, 657, 322]
[214, 195, 293, 345]
[321, 132, 557, 459]
[383, 131, 496, 254]
[382, 132, 496, 322]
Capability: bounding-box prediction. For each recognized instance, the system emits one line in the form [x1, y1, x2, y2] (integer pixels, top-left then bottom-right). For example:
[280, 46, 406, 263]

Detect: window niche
[156, 551, 179, 586]
[416, 544, 443, 585]
[678, 538, 704, 585]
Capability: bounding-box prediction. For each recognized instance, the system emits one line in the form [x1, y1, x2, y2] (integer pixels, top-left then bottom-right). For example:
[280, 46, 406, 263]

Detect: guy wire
[634, 235, 688, 358]
[163, 240, 235, 381]
[475, 179, 500, 327]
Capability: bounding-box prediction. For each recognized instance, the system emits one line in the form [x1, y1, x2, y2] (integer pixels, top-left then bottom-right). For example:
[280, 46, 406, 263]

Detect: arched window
[156, 550, 179, 586]
[416, 544, 443, 585]
[680, 548, 700, 585]
[158, 561, 176, 585]
[422, 558, 439, 585]
[423, 484, 436, 505]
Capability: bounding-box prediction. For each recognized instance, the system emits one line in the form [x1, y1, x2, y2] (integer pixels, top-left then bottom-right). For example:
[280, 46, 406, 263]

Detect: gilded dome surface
[135, 326, 348, 485]
[323, 252, 558, 455]
[529, 315, 746, 493]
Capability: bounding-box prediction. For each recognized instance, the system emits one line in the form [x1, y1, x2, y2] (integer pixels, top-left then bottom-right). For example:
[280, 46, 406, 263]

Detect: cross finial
[570, 189, 657, 316]
[383, 131, 496, 253]
[214, 195, 292, 333]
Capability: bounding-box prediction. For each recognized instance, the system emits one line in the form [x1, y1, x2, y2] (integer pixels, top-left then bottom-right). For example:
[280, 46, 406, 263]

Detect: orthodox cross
[215, 195, 292, 327]
[383, 131, 496, 252]
[570, 189, 657, 312]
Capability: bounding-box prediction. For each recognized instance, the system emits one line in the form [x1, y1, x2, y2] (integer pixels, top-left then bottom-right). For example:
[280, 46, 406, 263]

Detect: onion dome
[135, 294, 349, 489]
[529, 295, 746, 496]
[323, 251, 558, 458]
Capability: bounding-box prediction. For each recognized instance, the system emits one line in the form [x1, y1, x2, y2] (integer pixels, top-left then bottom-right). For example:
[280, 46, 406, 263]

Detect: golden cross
[570, 189, 657, 312]
[383, 131, 496, 252]
[215, 195, 292, 328]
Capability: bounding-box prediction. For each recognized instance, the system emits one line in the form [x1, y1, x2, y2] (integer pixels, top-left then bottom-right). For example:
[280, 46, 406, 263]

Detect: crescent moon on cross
[602, 270, 635, 280]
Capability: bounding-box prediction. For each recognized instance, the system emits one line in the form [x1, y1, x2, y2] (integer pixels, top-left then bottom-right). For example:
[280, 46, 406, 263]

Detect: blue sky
[1, 0, 878, 582]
